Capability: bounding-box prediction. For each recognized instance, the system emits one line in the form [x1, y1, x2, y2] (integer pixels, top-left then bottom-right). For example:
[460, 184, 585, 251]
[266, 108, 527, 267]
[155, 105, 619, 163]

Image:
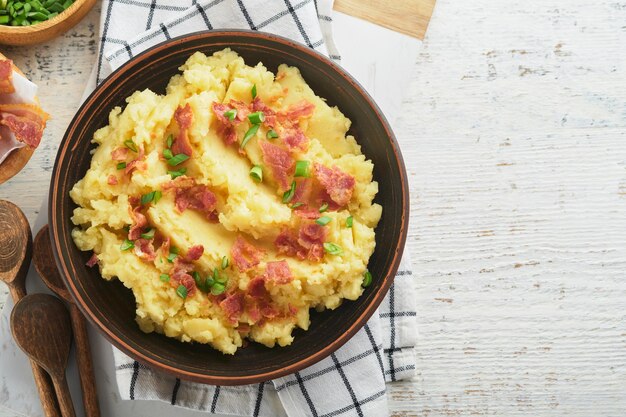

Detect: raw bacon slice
[0, 103, 49, 148]
[134, 238, 156, 262]
[231, 235, 265, 272]
[265, 260, 293, 285]
[313, 163, 356, 207]
[164, 176, 218, 219]
[171, 104, 194, 157]
[0, 59, 15, 94]
[220, 292, 245, 322]
[259, 140, 294, 191]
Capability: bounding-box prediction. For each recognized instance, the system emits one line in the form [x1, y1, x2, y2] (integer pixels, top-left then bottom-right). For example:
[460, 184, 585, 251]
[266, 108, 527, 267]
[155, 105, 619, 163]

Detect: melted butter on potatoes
[70, 49, 382, 354]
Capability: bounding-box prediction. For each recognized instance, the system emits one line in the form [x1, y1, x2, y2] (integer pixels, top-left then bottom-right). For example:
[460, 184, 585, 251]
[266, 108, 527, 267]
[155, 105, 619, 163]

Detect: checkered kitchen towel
[89, 1, 418, 416]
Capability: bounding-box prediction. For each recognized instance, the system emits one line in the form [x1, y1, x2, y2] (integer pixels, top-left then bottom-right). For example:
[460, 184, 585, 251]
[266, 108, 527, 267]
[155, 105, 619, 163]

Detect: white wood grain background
[2, 0, 626, 416]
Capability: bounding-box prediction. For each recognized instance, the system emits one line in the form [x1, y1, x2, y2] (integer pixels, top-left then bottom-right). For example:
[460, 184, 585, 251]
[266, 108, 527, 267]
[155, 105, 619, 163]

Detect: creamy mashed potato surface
[70, 49, 382, 354]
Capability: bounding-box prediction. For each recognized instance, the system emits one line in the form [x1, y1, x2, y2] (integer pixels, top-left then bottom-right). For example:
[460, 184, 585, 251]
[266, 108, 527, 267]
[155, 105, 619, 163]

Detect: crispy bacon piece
[265, 260, 293, 285]
[160, 236, 171, 257]
[0, 103, 49, 148]
[185, 245, 204, 261]
[281, 100, 315, 121]
[171, 258, 196, 297]
[248, 276, 268, 298]
[111, 147, 128, 161]
[164, 176, 218, 219]
[0, 60, 14, 94]
[313, 163, 356, 207]
[251, 97, 277, 128]
[275, 223, 327, 262]
[244, 277, 280, 324]
[231, 235, 265, 272]
[212, 100, 249, 146]
[171, 104, 194, 156]
[275, 229, 300, 258]
[107, 175, 118, 185]
[259, 140, 294, 191]
[134, 238, 156, 262]
[128, 204, 148, 241]
[282, 128, 308, 152]
[86, 253, 98, 268]
[220, 292, 245, 322]
[125, 144, 146, 175]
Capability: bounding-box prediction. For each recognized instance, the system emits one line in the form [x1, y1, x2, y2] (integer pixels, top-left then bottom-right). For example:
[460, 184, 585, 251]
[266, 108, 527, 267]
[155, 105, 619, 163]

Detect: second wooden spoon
[34, 225, 101, 417]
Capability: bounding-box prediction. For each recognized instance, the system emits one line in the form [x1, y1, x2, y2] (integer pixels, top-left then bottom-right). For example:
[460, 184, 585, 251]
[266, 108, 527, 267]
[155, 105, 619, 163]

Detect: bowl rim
[0, 0, 93, 33]
[50, 29, 410, 385]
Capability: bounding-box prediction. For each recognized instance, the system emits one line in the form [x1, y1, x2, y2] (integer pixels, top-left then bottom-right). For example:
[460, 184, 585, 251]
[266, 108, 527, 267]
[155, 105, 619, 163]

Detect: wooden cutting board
[334, 0, 437, 39]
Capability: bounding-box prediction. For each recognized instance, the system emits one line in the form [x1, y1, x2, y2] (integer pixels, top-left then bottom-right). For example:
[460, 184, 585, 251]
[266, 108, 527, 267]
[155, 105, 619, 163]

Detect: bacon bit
[275, 229, 300, 258]
[246, 297, 262, 323]
[0, 103, 49, 148]
[86, 253, 98, 268]
[171, 104, 194, 157]
[216, 123, 237, 146]
[281, 100, 315, 121]
[237, 323, 251, 333]
[251, 97, 277, 128]
[282, 128, 308, 152]
[134, 238, 156, 262]
[185, 245, 204, 261]
[292, 178, 313, 204]
[160, 237, 171, 257]
[128, 204, 148, 241]
[171, 258, 197, 297]
[111, 147, 128, 161]
[313, 163, 356, 207]
[288, 304, 299, 315]
[125, 144, 147, 175]
[107, 175, 118, 185]
[0, 59, 14, 94]
[265, 260, 293, 285]
[248, 276, 268, 298]
[220, 292, 245, 322]
[231, 236, 265, 272]
[259, 140, 294, 191]
[164, 176, 218, 219]
[275, 223, 327, 262]
[259, 299, 280, 319]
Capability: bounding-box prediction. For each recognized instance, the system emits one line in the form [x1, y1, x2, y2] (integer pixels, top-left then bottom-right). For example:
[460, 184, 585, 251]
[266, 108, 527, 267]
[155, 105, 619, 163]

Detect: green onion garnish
[316, 216, 332, 226]
[167, 153, 189, 166]
[213, 267, 228, 284]
[159, 274, 170, 283]
[251, 83, 257, 99]
[282, 181, 296, 203]
[141, 191, 156, 205]
[323, 242, 343, 255]
[192, 271, 202, 286]
[163, 148, 173, 160]
[166, 253, 177, 263]
[221, 256, 229, 269]
[248, 111, 265, 124]
[176, 285, 188, 299]
[362, 270, 372, 287]
[224, 109, 237, 121]
[116, 162, 126, 170]
[240, 124, 260, 149]
[291, 202, 304, 209]
[319, 202, 329, 212]
[294, 160, 310, 177]
[211, 282, 226, 295]
[166, 134, 174, 149]
[249, 165, 263, 182]
[120, 239, 134, 251]
[170, 247, 179, 255]
[124, 139, 138, 152]
[267, 129, 278, 139]
[168, 168, 187, 179]
[153, 191, 162, 204]
[141, 228, 155, 240]
[346, 216, 353, 228]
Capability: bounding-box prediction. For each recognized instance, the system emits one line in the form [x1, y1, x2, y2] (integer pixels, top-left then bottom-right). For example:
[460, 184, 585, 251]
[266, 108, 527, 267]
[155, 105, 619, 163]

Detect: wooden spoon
[0, 200, 61, 417]
[11, 294, 76, 417]
[34, 225, 101, 417]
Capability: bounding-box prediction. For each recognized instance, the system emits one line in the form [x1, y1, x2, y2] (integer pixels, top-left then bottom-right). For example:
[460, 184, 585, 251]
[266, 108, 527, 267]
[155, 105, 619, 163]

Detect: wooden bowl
[0, 52, 34, 184]
[0, 0, 96, 46]
[50, 31, 409, 385]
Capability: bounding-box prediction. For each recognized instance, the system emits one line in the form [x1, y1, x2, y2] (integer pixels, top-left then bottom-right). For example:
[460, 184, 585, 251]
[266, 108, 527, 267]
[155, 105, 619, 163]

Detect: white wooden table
[2, 0, 626, 415]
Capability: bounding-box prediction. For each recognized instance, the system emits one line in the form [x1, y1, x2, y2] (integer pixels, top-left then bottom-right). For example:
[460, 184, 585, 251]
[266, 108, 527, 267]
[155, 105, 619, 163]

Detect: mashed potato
[70, 49, 382, 354]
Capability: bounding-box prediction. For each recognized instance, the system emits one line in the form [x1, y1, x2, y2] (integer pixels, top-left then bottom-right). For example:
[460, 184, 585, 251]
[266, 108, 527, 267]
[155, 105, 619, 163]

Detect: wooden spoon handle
[69, 304, 101, 417]
[52, 374, 76, 417]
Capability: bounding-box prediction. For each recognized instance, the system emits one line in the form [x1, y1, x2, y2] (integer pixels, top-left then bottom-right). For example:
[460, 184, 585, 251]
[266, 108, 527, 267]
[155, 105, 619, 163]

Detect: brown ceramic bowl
[50, 31, 409, 385]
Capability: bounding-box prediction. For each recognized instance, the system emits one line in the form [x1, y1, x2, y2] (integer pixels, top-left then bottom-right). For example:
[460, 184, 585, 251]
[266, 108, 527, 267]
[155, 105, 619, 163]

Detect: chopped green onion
[346, 216, 353, 228]
[120, 239, 134, 251]
[294, 160, 310, 178]
[153, 191, 162, 204]
[124, 139, 138, 152]
[251, 84, 257, 99]
[362, 270, 372, 287]
[316, 216, 332, 226]
[224, 109, 237, 121]
[323, 242, 343, 255]
[213, 267, 227, 284]
[192, 271, 202, 286]
[170, 247, 179, 255]
[163, 148, 173, 160]
[266, 129, 279, 139]
[248, 111, 265, 124]
[240, 124, 260, 149]
[166, 253, 177, 263]
[291, 202, 304, 209]
[159, 274, 170, 283]
[249, 165, 263, 182]
[141, 228, 155, 240]
[167, 153, 189, 166]
[116, 162, 126, 170]
[211, 282, 226, 295]
[0, 15, 8, 24]
[166, 134, 174, 149]
[282, 181, 296, 203]
[176, 285, 188, 299]
[141, 191, 156, 205]
[319, 202, 329, 212]
[168, 168, 187, 179]
[221, 256, 229, 269]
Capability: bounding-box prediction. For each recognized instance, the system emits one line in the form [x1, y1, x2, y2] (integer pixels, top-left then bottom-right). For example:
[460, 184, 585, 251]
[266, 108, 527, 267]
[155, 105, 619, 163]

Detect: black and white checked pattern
[89, 1, 417, 416]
